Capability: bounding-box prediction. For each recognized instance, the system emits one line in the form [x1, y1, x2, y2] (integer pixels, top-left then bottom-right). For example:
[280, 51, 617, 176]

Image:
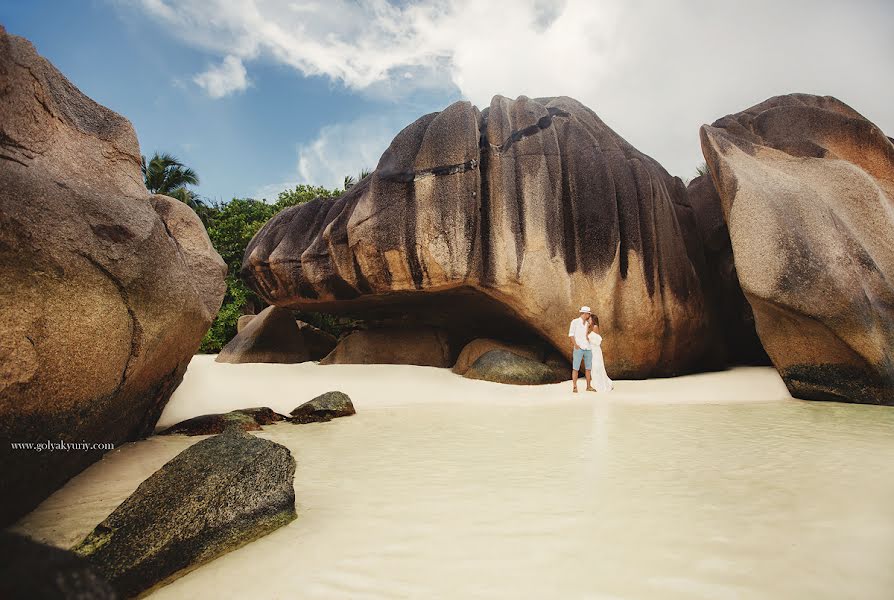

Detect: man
[568, 306, 595, 393]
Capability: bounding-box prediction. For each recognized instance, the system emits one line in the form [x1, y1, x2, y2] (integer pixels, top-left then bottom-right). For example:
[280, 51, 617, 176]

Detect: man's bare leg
[572, 369, 579, 392]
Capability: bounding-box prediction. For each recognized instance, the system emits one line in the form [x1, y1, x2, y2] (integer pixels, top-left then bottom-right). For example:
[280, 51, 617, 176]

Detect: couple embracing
[568, 306, 613, 394]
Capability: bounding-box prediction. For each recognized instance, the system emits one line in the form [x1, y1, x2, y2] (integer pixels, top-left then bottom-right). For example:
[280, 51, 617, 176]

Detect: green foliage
[274, 184, 341, 210]
[196, 184, 344, 353]
[695, 162, 710, 178]
[199, 276, 252, 353]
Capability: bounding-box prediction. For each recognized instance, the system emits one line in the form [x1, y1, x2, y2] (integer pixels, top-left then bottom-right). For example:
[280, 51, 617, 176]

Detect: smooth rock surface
[217, 306, 310, 364]
[157, 407, 287, 436]
[320, 327, 455, 367]
[0, 532, 117, 600]
[289, 391, 356, 424]
[0, 27, 226, 525]
[243, 95, 716, 379]
[464, 349, 566, 385]
[452, 338, 544, 375]
[237, 314, 256, 332]
[73, 429, 296, 598]
[701, 93, 894, 404]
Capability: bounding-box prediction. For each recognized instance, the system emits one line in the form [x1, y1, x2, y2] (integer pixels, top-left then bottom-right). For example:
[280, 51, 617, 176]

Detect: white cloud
[135, 0, 894, 178]
[193, 55, 249, 98]
[252, 115, 406, 198]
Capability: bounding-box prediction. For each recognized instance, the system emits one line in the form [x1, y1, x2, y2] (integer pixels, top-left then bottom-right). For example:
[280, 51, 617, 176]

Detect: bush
[196, 187, 344, 353]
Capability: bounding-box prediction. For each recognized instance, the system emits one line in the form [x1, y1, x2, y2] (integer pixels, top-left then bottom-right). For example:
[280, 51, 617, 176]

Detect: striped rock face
[243, 95, 718, 378]
[701, 94, 894, 405]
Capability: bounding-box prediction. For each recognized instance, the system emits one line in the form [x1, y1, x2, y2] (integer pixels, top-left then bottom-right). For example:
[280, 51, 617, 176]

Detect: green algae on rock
[73, 429, 296, 598]
[289, 391, 356, 424]
[157, 407, 288, 436]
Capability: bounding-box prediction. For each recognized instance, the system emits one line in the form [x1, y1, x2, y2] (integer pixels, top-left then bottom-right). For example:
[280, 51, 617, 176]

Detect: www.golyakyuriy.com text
[9, 441, 115, 452]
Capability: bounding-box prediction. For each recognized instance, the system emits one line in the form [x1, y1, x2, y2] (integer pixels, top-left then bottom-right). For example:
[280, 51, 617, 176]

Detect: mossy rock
[464, 349, 566, 385]
[73, 429, 296, 598]
[157, 407, 287, 436]
[289, 391, 355, 424]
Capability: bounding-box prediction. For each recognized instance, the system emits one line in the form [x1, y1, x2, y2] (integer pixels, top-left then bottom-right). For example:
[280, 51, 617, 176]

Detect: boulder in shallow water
[217, 306, 312, 364]
[289, 391, 356, 424]
[73, 429, 296, 597]
[320, 327, 455, 367]
[464, 349, 565, 385]
[701, 93, 894, 404]
[242, 95, 716, 379]
[0, 27, 226, 525]
[157, 407, 287, 436]
[0, 532, 117, 600]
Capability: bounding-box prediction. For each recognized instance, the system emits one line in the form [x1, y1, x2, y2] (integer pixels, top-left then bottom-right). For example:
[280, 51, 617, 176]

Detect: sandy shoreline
[156, 355, 794, 430]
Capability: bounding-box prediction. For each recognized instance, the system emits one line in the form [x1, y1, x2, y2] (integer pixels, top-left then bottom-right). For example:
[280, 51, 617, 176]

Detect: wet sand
[14, 357, 894, 599]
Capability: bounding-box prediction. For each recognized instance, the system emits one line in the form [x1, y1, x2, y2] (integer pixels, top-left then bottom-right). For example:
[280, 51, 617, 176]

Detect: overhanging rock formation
[244, 96, 718, 378]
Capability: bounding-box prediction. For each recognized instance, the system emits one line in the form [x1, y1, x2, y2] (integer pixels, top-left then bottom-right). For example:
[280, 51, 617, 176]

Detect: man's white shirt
[568, 317, 592, 350]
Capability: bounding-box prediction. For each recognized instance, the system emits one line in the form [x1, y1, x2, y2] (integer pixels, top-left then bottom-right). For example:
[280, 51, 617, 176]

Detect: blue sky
[3, 1, 892, 203]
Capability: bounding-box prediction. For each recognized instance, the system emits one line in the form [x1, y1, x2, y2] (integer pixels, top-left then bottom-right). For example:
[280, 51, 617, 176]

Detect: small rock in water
[0, 532, 118, 600]
[290, 391, 356, 424]
[464, 349, 566, 385]
[73, 429, 296, 598]
[157, 407, 288, 436]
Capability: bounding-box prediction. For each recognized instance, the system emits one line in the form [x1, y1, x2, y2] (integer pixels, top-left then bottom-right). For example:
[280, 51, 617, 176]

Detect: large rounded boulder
[700, 93, 894, 404]
[0, 28, 226, 524]
[320, 327, 455, 367]
[243, 95, 716, 378]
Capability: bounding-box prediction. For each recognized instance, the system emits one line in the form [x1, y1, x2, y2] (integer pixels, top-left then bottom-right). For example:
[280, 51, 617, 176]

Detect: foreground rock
[218, 306, 338, 363]
[290, 391, 356, 423]
[464, 349, 566, 385]
[157, 407, 287, 436]
[74, 429, 296, 597]
[0, 532, 117, 599]
[320, 327, 455, 367]
[701, 93, 894, 404]
[0, 27, 226, 524]
[243, 95, 716, 379]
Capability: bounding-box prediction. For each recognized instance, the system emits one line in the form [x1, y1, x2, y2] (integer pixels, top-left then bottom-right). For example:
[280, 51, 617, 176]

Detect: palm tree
[694, 162, 710, 178]
[343, 168, 373, 190]
[141, 152, 203, 209]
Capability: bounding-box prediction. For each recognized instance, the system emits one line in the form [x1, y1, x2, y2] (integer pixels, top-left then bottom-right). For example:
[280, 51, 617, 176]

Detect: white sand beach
[14, 357, 894, 599]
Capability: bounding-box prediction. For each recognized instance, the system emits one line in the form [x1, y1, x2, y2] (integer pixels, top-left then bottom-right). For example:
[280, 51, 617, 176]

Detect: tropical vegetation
[142, 153, 367, 352]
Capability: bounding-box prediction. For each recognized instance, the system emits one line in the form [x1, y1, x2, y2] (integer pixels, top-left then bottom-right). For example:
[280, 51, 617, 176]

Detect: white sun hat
[579, 306, 591, 313]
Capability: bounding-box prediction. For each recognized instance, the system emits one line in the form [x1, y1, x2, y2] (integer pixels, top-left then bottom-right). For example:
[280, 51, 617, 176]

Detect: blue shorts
[572, 348, 593, 371]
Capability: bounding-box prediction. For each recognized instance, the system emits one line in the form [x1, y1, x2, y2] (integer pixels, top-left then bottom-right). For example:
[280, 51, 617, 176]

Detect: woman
[586, 315, 613, 393]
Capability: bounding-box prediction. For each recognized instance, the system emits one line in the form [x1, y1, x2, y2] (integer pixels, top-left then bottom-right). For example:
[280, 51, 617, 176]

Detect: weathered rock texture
[221, 309, 337, 363]
[243, 95, 715, 379]
[320, 327, 456, 367]
[464, 349, 566, 385]
[701, 93, 894, 404]
[452, 338, 544, 375]
[289, 391, 356, 424]
[0, 28, 226, 525]
[74, 429, 296, 598]
[0, 532, 118, 600]
[157, 407, 287, 436]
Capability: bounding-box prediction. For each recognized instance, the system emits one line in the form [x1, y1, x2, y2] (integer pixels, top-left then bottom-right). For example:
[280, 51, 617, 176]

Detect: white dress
[587, 331, 613, 392]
